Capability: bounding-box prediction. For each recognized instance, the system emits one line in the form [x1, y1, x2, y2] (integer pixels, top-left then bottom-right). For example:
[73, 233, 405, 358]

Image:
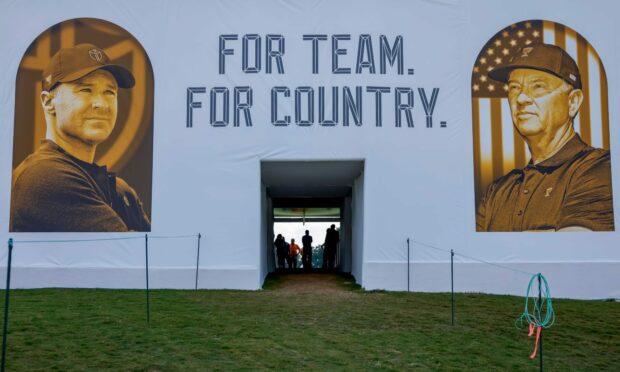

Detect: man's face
[507, 69, 573, 139]
[50, 69, 118, 146]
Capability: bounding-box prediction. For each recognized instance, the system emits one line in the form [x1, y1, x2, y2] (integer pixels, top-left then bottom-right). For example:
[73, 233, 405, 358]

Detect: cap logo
[88, 49, 104, 62]
[521, 47, 534, 58]
[569, 73, 576, 82]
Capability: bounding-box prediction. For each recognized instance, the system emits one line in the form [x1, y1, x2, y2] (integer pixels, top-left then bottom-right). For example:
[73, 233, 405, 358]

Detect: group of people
[274, 224, 340, 271]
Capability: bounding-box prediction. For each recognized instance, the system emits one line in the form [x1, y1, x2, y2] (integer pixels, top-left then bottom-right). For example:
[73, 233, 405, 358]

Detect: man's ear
[568, 88, 584, 118]
[40, 90, 55, 116]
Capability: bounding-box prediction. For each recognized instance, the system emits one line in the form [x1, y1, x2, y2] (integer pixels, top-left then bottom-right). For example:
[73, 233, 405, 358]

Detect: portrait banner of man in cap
[9, 18, 154, 232]
[472, 20, 614, 232]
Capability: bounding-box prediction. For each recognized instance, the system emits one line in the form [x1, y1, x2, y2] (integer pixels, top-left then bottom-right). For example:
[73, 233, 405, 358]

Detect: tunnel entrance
[260, 160, 364, 280]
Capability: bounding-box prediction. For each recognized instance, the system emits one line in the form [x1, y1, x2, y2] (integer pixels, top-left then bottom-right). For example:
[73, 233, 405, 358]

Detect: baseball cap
[42, 43, 135, 91]
[488, 43, 581, 89]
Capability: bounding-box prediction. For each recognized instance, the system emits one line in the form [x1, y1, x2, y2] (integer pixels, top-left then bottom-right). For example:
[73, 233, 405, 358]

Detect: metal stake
[538, 273, 543, 371]
[145, 234, 150, 324]
[195, 233, 201, 291]
[406, 238, 410, 292]
[1, 239, 14, 372]
[451, 249, 454, 326]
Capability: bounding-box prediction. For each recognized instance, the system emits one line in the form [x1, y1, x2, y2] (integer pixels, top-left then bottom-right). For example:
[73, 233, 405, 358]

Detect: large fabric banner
[0, 0, 618, 299]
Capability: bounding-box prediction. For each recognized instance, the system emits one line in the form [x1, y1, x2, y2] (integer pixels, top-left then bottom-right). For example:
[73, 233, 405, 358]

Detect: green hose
[516, 273, 555, 329]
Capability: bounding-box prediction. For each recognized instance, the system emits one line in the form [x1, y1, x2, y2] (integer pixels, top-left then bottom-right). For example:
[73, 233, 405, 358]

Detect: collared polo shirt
[10, 140, 150, 232]
[476, 134, 614, 231]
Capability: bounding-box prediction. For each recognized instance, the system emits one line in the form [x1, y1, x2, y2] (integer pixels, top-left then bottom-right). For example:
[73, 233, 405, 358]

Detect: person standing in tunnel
[274, 234, 287, 270]
[323, 224, 339, 269]
[301, 230, 313, 271]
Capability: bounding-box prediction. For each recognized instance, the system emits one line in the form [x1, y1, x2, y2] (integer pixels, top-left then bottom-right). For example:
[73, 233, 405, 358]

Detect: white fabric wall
[0, 0, 619, 298]
[351, 172, 365, 284]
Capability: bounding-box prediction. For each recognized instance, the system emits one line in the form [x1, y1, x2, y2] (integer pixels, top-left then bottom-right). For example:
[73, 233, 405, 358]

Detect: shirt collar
[41, 139, 108, 173]
[526, 134, 589, 172]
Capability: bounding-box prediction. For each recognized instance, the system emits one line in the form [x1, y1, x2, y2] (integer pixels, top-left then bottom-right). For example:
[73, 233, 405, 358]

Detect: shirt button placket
[516, 171, 534, 229]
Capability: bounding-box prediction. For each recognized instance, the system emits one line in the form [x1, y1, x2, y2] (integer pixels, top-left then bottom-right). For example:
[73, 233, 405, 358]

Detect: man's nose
[91, 94, 108, 110]
[516, 91, 533, 105]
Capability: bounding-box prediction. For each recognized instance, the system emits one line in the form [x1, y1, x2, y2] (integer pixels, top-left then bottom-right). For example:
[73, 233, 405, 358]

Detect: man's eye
[105, 90, 117, 96]
[79, 88, 92, 93]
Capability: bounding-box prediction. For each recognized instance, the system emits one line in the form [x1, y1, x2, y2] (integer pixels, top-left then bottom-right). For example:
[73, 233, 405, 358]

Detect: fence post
[145, 234, 150, 324]
[1, 239, 14, 372]
[406, 238, 410, 292]
[451, 249, 454, 326]
[195, 233, 201, 291]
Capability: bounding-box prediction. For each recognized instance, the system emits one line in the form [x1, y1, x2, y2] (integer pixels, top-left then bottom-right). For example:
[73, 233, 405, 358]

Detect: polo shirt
[476, 134, 614, 231]
[10, 140, 151, 232]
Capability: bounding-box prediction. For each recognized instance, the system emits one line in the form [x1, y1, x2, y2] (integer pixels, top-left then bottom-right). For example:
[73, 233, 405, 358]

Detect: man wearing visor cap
[10, 43, 151, 232]
[476, 43, 614, 231]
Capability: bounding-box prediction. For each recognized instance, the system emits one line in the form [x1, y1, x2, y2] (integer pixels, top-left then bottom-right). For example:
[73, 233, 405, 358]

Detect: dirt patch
[266, 273, 359, 297]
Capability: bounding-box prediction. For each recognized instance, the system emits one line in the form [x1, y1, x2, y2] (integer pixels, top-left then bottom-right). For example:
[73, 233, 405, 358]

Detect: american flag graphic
[472, 20, 610, 206]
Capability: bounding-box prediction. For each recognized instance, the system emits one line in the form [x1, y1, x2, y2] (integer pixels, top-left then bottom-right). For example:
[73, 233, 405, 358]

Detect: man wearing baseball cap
[10, 43, 150, 232]
[476, 43, 614, 231]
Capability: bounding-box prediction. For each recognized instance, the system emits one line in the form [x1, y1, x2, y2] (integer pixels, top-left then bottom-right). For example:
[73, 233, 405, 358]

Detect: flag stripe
[490, 99, 504, 180]
[588, 46, 603, 149]
[479, 98, 494, 190]
[600, 58, 610, 149]
[501, 98, 515, 174]
[554, 23, 566, 49]
[577, 34, 591, 144]
[565, 29, 581, 135]
[543, 21, 555, 45]
[472, 98, 482, 202]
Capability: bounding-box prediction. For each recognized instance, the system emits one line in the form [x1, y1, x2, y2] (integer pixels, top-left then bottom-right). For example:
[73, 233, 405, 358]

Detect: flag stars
[488, 84, 496, 91]
[494, 57, 502, 64]
[517, 30, 525, 37]
[510, 39, 517, 46]
[494, 40, 502, 47]
[525, 39, 532, 45]
[502, 48, 510, 55]
[532, 30, 540, 38]
[525, 22, 532, 28]
[502, 31, 510, 38]
[480, 75, 487, 82]
[473, 84, 480, 92]
[487, 48, 494, 55]
[486, 66, 494, 72]
[503, 84, 509, 91]
[480, 57, 487, 64]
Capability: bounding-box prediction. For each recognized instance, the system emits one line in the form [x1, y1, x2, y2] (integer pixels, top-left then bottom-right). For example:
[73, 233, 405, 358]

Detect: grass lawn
[1, 273, 619, 370]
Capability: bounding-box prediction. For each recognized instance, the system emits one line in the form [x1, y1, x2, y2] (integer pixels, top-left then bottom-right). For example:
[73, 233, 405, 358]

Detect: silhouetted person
[283, 237, 290, 269]
[324, 225, 339, 269]
[274, 234, 287, 269]
[288, 238, 301, 269]
[301, 230, 313, 271]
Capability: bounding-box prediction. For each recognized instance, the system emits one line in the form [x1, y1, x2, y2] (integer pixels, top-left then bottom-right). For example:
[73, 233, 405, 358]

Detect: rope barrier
[12, 234, 199, 244]
[410, 239, 535, 277]
[12, 236, 144, 244]
[148, 234, 198, 240]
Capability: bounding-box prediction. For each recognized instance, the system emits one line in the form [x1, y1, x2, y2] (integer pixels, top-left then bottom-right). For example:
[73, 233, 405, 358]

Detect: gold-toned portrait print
[472, 20, 613, 232]
[10, 18, 154, 232]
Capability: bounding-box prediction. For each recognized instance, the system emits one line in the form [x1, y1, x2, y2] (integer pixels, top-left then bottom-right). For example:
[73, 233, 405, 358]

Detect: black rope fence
[1, 233, 202, 371]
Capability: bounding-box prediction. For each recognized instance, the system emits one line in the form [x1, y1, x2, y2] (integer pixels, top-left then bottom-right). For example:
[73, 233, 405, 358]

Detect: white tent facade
[1, 0, 619, 299]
